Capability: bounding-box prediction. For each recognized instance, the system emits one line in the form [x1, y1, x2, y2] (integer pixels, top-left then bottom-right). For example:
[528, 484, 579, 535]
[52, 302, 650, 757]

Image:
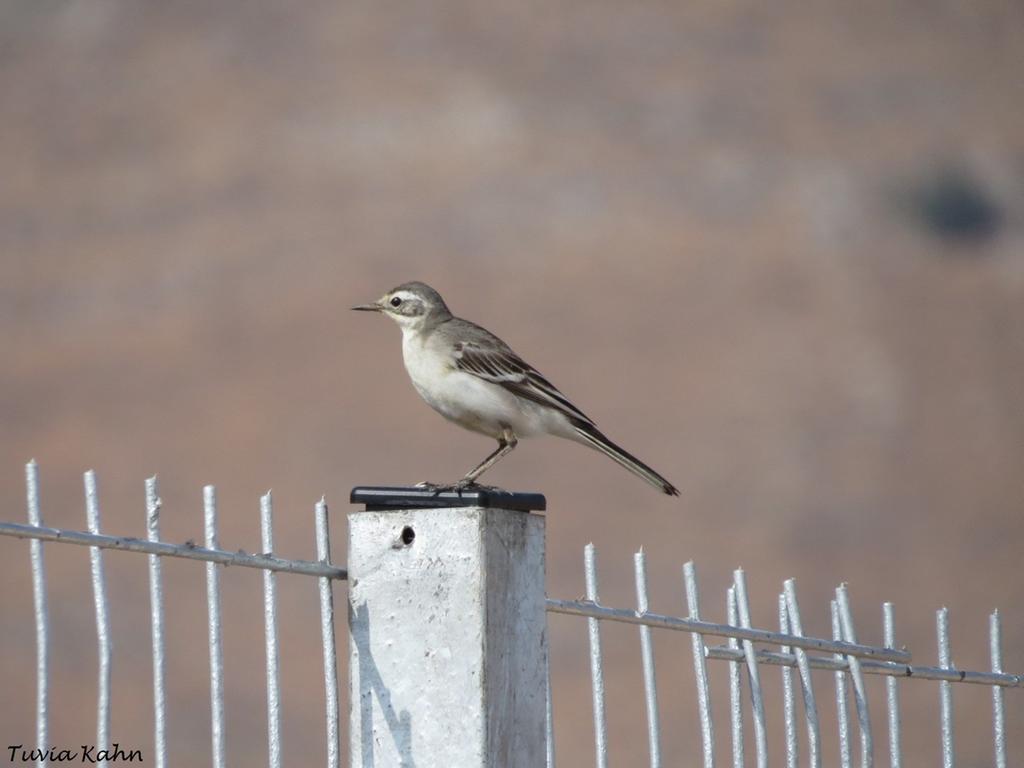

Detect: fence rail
[0, 520, 347, 579]
[1, 462, 1018, 767]
[545, 598, 912, 664]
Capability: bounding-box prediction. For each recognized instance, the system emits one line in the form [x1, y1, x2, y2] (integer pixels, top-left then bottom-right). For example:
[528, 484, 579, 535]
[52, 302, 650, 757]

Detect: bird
[352, 281, 679, 496]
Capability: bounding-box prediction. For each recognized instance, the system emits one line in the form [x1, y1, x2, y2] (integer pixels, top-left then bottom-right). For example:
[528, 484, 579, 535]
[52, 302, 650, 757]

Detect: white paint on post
[348, 504, 547, 768]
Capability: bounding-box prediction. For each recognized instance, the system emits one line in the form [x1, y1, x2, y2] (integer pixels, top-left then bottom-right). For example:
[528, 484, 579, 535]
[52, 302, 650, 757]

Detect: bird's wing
[452, 331, 595, 427]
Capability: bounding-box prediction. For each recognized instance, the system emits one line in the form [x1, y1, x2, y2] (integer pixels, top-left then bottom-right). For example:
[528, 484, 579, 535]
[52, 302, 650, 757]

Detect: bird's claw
[455, 479, 505, 493]
[413, 479, 503, 495]
[414, 481, 447, 494]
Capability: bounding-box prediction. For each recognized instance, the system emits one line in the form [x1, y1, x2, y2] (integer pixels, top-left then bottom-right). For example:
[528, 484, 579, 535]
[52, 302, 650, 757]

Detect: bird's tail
[572, 423, 680, 496]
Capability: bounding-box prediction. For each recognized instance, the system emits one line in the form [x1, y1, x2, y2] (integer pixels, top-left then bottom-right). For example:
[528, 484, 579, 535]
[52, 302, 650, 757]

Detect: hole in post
[401, 526, 415, 546]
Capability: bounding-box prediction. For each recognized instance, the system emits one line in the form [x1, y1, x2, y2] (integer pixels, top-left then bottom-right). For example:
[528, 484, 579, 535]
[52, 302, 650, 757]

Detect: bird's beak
[351, 302, 383, 312]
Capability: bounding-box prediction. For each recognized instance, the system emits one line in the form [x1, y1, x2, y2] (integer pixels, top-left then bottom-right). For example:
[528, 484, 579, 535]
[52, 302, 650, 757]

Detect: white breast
[400, 330, 571, 440]
[401, 331, 451, 407]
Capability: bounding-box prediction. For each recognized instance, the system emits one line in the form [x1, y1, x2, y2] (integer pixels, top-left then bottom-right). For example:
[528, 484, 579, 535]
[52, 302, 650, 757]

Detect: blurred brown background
[2, 1, 1023, 765]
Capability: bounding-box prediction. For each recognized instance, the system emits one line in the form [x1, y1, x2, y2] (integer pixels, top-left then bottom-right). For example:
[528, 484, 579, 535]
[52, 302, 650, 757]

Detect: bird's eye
[390, 296, 403, 308]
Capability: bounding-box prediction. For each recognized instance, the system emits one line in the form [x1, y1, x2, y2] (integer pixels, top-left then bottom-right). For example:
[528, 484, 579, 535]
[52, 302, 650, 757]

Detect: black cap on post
[350, 486, 546, 512]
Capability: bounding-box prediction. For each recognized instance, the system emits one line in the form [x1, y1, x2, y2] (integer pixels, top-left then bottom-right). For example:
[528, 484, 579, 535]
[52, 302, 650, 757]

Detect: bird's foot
[413, 479, 505, 495]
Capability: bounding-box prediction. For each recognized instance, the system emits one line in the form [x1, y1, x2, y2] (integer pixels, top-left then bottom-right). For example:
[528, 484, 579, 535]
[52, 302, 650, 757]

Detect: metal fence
[547, 545, 1017, 768]
[2, 462, 346, 768]
[0, 462, 1018, 767]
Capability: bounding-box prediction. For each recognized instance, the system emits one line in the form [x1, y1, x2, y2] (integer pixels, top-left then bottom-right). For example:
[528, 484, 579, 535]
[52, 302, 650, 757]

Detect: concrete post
[347, 487, 548, 768]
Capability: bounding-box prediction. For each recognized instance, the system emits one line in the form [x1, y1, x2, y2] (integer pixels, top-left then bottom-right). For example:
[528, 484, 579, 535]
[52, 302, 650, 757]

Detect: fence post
[348, 486, 548, 768]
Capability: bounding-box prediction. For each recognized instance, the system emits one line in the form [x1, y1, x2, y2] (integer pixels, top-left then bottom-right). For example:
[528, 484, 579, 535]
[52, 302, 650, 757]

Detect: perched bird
[352, 281, 679, 495]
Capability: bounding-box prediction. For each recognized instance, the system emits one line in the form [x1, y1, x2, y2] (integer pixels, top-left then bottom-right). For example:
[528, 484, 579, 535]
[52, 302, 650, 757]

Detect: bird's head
[352, 281, 452, 332]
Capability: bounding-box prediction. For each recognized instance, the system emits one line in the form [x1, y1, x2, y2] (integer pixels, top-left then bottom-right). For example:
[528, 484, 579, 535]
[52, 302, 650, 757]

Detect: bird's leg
[457, 428, 518, 487]
[416, 429, 518, 492]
